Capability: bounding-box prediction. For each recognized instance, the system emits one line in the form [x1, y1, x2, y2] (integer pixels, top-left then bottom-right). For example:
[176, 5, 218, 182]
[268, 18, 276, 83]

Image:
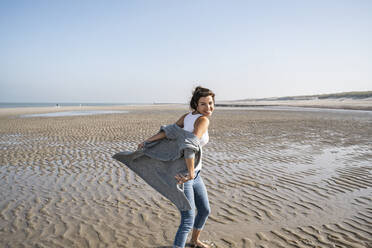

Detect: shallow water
[20, 110, 129, 118]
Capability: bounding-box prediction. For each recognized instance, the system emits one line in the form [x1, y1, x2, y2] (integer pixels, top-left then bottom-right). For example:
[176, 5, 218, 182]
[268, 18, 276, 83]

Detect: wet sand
[0, 105, 371, 247]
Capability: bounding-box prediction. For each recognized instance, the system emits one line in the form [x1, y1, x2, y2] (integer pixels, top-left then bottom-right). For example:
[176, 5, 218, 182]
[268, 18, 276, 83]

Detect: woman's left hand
[175, 174, 193, 184]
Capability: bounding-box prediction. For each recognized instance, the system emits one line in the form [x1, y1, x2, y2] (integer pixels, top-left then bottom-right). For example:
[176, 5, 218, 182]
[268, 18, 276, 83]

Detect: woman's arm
[145, 131, 166, 143]
[193, 116, 209, 139]
[137, 131, 166, 150]
[138, 113, 188, 150]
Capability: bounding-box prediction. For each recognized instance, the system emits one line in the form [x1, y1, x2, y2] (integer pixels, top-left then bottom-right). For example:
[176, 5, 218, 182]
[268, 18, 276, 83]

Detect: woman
[138, 86, 214, 248]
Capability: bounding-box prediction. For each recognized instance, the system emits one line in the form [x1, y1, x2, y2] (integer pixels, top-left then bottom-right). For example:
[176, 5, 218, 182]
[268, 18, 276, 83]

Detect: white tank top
[183, 112, 209, 171]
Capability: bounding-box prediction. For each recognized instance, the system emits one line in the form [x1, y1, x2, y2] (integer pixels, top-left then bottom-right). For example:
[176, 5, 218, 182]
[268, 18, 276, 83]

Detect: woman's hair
[190, 86, 215, 110]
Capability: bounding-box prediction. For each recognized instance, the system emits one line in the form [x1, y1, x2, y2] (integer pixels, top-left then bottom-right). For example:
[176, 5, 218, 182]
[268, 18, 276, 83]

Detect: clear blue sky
[1, 0, 371, 103]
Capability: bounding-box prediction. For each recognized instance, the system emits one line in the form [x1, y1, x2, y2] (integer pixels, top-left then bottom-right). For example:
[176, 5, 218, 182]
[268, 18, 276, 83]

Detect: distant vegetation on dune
[251, 91, 372, 101]
[316, 91, 372, 99]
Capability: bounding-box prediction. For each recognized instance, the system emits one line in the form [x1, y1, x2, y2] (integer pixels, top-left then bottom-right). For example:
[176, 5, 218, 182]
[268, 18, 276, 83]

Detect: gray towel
[112, 124, 202, 211]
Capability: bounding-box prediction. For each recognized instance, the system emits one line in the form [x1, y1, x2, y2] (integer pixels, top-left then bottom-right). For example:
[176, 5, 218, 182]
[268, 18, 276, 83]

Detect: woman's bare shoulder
[195, 116, 209, 127]
[194, 116, 209, 138]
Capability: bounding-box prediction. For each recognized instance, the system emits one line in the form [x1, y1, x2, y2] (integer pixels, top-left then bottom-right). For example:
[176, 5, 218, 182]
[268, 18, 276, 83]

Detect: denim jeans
[173, 171, 211, 248]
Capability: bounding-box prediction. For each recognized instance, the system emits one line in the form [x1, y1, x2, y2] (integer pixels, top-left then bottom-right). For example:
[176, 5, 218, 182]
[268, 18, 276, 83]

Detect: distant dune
[240, 91, 372, 101]
[217, 91, 372, 111]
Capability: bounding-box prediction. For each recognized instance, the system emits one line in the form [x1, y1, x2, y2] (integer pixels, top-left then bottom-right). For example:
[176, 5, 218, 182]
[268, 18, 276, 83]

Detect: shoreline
[2, 97, 372, 114]
[0, 104, 188, 118]
[1, 100, 371, 118]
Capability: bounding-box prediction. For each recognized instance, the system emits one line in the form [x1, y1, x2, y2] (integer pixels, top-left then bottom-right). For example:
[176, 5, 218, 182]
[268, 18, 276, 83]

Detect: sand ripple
[0, 106, 371, 247]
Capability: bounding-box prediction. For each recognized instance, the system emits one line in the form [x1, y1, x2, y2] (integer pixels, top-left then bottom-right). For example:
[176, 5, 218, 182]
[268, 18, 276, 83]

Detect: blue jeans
[173, 171, 211, 248]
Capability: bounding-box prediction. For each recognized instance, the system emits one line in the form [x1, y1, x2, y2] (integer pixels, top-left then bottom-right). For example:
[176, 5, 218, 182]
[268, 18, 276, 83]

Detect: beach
[0, 105, 371, 247]
[217, 97, 372, 111]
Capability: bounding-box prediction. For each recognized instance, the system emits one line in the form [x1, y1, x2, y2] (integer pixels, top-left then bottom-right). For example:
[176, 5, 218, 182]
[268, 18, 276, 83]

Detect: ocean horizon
[0, 102, 158, 108]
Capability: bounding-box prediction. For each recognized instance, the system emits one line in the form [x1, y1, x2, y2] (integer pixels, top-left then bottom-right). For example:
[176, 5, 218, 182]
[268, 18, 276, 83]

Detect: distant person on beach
[137, 86, 214, 248]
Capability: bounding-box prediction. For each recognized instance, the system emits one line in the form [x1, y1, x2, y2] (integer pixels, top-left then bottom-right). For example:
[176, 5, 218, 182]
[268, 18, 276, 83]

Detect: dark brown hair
[190, 86, 215, 110]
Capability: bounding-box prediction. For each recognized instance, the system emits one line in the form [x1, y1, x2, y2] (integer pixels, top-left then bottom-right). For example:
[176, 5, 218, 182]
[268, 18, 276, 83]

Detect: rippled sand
[0, 105, 371, 247]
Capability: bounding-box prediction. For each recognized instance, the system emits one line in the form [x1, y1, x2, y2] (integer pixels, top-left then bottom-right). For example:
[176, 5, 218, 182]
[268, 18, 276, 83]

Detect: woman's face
[196, 95, 214, 117]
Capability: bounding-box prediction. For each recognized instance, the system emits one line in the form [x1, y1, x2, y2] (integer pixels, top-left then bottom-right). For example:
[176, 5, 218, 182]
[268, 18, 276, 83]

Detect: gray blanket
[112, 124, 202, 211]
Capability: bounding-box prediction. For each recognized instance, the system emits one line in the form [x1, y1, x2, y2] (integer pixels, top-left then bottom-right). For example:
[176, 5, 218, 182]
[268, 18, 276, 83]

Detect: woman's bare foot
[190, 239, 210, 248]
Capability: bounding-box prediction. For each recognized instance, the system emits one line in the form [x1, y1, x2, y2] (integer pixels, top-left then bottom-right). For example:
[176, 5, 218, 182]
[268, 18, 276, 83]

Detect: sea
[0, 102, 141, 117]
[0, 102, 177, 117]
[0, 102, 144, 108]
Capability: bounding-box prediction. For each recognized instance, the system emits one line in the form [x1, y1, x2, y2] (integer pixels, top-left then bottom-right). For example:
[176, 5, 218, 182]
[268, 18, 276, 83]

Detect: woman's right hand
[137, 142, 145, 150]
[175, 174, 194, 184]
